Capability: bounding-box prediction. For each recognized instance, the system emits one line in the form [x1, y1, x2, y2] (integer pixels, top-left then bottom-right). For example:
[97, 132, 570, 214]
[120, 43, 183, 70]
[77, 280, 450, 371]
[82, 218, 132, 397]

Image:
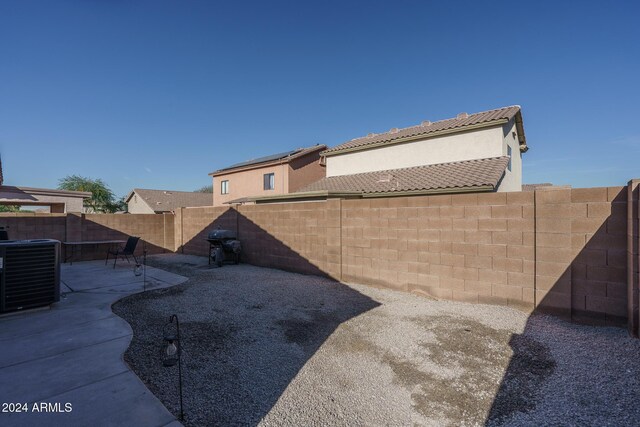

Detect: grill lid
[207, 229, 237, 240]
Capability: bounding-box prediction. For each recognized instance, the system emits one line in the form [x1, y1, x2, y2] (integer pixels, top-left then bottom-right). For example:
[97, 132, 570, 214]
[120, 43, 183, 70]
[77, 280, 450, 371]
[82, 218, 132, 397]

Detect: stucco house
[209, 144, 326, 207]
[125, 188, 212, 213]
[254, 106, 528, 203]
[0, 157, 90, 212]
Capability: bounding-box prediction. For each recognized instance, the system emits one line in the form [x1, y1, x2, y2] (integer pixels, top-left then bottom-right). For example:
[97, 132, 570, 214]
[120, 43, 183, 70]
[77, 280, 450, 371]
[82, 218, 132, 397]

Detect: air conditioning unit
[0, 239, 60, 314]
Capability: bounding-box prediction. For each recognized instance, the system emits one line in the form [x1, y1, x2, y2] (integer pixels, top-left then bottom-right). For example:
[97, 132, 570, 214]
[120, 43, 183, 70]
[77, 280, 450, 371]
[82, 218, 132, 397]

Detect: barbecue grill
[206, 229, 241, 267]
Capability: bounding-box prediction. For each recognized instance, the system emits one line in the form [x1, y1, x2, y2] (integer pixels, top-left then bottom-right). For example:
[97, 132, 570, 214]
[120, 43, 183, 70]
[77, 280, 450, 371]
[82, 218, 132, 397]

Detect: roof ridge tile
[324, 106, 521, 155]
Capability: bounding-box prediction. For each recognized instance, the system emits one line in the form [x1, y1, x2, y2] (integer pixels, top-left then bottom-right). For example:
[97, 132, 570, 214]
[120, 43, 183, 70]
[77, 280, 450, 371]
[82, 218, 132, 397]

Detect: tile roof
[127, 189, 212, 212]
[211, 144, 326, 176]
[323, 106, 523, 155]
[296, 157, 510, 195]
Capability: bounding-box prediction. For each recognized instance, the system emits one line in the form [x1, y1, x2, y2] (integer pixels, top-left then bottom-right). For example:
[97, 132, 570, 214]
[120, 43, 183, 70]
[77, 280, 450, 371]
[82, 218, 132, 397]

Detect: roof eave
[250, 185, 496, 203]
[2, 186, 93, 198]
[210, 145, 327, 176]
[124, 190, 137, 203]
[209, 157, 286, 176]
[514, 110, 529, 153]
[360, 185, 495, 198]
[321, 120, 509, 157]
[250, 190, 363, 204]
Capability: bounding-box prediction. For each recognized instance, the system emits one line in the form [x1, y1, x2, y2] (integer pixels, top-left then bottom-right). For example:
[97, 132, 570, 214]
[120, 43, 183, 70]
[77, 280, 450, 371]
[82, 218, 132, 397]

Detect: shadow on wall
[78, 216, 168, 261]
[486, 187, 629, 425]
[237, 210, 331, 277]
[180, 208, 330, 278]
[177, 208, 237, 256]
[0, 213, 170, 262]
[0, 213, 67, 242]
[534, 187, 628, 326]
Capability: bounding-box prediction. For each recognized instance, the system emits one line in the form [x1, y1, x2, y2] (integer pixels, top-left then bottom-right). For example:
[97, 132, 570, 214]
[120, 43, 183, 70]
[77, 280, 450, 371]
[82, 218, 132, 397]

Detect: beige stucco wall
[496, 119, 523, 192]
[288, 153, 327, 193]
[212, 163, 290, 207]
[326, 124, 524, 193]
[326, 126, 505, 177]
[127, 193, 156, 214]
[0, 188, 85, 212]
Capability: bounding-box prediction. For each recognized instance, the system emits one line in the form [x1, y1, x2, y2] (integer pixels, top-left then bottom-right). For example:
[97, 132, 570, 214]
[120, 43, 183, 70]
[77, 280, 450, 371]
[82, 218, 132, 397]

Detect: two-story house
[209, 144, 326, 206]
[253, 106, 528, 203]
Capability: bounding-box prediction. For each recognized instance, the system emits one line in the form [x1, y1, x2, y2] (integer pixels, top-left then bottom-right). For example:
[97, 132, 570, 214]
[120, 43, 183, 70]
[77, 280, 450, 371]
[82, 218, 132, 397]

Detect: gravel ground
[112, 254, 640, 426]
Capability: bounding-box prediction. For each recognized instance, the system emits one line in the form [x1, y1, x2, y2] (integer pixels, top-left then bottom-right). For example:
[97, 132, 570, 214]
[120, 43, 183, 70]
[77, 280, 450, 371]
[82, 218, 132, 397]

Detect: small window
[221, 180, 229, 194]
[507, 145, 512, 172]
[263, 173, 275, 190]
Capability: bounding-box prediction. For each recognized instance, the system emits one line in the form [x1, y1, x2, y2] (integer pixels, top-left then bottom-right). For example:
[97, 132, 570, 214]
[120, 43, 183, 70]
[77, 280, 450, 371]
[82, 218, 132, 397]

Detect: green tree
[0, 205, 20, 213]
[195, 185, 213, 193]
[58, 175, 120, 213]
[104, 196, 127, 213]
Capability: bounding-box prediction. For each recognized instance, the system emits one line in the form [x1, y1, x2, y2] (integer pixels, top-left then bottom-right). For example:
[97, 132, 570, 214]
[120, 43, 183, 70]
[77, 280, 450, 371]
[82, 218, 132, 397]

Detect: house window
[263, 173, 275, 190]
[507, 145, 512, 172]
[221, 180, 229, 194]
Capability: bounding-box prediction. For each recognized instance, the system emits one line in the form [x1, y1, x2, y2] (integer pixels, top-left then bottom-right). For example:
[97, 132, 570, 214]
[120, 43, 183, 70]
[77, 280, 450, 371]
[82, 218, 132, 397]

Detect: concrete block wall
[4, 182, 635, 330]
[236, 200, 341, 279]
[178, 202, 342, 279]
[80, 214, 171, 258]
[340, 192, 535, 310]
[173, 184, 632, 328]
[628, 180, 640, 335]
[0, 212, 67, 242]
[0, 212, 174, 261]
[534, 188, 572, 318]
[568, 187, 627, 325]
[177, 206, 237, 255]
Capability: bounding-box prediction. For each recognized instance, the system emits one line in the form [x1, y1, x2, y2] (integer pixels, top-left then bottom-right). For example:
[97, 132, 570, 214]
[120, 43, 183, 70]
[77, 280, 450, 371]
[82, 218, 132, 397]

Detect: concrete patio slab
[0, 315, 131, 367]
[2, 336, 132, 403]
[4, 372, 176, 427]
[0, 260, 187, 427]
[0, 306, 113, 340]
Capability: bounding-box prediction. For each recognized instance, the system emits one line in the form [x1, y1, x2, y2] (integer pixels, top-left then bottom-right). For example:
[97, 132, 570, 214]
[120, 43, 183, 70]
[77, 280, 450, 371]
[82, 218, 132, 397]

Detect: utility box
[0, 239, 60, 314]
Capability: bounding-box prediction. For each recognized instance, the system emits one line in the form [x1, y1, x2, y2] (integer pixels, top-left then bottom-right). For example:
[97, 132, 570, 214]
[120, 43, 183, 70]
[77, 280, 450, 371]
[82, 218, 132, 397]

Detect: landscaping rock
[113, 254, 640, 426]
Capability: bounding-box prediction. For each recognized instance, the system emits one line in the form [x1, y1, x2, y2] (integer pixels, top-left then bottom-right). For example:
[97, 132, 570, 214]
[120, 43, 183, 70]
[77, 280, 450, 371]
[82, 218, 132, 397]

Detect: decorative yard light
[162, 314, 184, 421]
[134, 241, 149, 292]
[142, 242, 148, 291]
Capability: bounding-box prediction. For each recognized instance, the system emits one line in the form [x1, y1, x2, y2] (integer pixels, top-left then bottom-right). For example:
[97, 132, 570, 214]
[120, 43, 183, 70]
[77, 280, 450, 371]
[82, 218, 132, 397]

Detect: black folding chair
[106, 236, 140, 269]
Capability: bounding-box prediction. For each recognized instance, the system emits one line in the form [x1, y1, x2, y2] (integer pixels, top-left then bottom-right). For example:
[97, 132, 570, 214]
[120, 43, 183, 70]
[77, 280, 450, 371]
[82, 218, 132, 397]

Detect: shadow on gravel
[487, 187, 629, 425]
[485, 326, 556, 426]
[113, 258, 380, 426]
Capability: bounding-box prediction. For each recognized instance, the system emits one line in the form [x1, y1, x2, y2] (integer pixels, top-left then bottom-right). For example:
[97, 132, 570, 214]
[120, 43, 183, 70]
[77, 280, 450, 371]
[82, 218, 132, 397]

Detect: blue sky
[1, 0, 638, 198]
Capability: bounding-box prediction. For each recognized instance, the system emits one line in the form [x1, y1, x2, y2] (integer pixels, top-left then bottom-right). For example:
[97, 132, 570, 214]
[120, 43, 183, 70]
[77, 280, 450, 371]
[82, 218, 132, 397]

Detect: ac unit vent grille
[4, 245, 57, 311]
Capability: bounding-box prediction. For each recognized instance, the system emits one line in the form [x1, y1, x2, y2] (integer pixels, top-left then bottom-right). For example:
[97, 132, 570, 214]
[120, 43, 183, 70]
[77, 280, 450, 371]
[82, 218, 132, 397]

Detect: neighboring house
[253, 106, 528, 203]
[209, 145, 326, 207]
[125, 189, 213, 213]
[0, 157, 90, 212]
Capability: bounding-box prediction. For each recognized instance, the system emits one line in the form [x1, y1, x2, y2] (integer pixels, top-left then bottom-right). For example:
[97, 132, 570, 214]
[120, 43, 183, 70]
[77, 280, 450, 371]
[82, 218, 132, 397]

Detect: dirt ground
[113, 254, 640, 427]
